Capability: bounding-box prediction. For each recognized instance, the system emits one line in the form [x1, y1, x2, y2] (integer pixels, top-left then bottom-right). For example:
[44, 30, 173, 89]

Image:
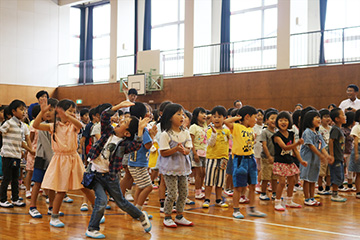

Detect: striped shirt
[0, 116, 29, 159]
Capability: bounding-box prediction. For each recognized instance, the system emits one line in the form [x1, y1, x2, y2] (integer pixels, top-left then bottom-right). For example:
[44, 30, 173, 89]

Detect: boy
[0, 100, 33, 208]
[329, 108, 347, 202]
[254, 109, 264, 193]
[318, 109, 332, 195]
[258, 111, 278, 201]
[86, 100, 151, 238]
[28, 98, 59, 218]
[224, 106, 267, 219]
[203, 106, 230, 208]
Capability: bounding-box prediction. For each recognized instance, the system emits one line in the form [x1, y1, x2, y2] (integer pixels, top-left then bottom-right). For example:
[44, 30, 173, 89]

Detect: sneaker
[29, 208, 42, 218]
[304, 199, 316, 206]
[106, 205, 111, 210]
[201, 186, 205, 192]
[163, 218, 177, 228]
[202, 200, 210, 208]
[85, 230, 105, 239]
[189, 177, 195, 185]
[247, 208, 267, 217]
[0, 201, 14, 208]
[215, 201, 229, 208]
[239, 196, 250, 204]
[286, 201, 302, 208]
[140, 211, 152, 232]
[48, 209, 65, 216]
[26, 190, 32, 199]
[160, 207, 164, 213]
[185, 198, 195, 205]
[172, 205, 177, 213]
[294, 186, 303, 191]
[274, 203, 285, 211]
[232, 211, 244, 219]
[152, 184, 159, 189]
[271, 193, 276, 200]
[259, 194, 270, 201]
[100, 216, 105, 224]
[224, 189, 234, 196]
[175, 216, 194, 226]
[50, 218, 65, 228]
[195, 193, 205, 199]
[45, 196, 49, 204]
[19, 184, 26, 190]
[125, 192, 134, 201]
[356, 194, 360, 199]
[350, 186, 357, 191]
[331, 195, 347, 202]
[63, 196, 73, 203]
[312, 198, 322, 206]
[109, 197, 114, 202]
[255, 186, 262, 193]
[80, 203, 88, 211]
[339, 187, 349, 192]
[12, 200, 26, 207]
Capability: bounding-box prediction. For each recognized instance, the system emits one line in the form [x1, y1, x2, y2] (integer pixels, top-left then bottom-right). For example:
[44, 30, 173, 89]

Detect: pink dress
[26, 124, 38, 171]
[41, 122, 85, 192]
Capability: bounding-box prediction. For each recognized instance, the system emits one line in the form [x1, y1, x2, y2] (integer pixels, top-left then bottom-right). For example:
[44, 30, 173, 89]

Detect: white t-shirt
[159, 130, 193, 151]
[339, 98, 360, 112]
[350, 124, 360, 138]
[91, 135, 123, 173]
[253, 124, 263, 158]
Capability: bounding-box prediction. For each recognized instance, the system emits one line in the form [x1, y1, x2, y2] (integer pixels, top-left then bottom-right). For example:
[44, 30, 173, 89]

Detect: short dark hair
[36, 90, 49, 99]
[292, 110, 301, 128]
[191, 107, 206, 126]
[265, 110, 278, 121]
[227, 107, 234, 116]
[184, 110, 192, 122]
[237, 106, 257, 122]
[130, 102, 147, 119]
[295, 103, 303, 108]
[128, 88, 138, 95]
[96, 103, 112, 116]
[48, 98, 59, 108]
[161, 103, 185, 132]
[80, 108, 89, 117]
[152, 109, 159, 122]
[348, 84, 359, 92]
[0, 105, 4, 112]
[9, 99, 26, 116]
[233, 100, 241, 107]
[257, 109, 264, 116]
[343, 111, 355, 128]
[275, 111, 293, 129]
[89, 107, 96, 121]
[126, 116, 139, 140]
[31, 105, 41, 119]
[327, 103, 336, 109]
[301, 110, 320, 132]
[4, 106, 11, 120]
[319, 108, 330, 118]
[231, 108, 238, 117]
[299, 106, 317, 138]
[355, 109, 360, 123]
[330, 108, 342, 122]
[210, 106, 227, 117]
[264, 108, 278, 120]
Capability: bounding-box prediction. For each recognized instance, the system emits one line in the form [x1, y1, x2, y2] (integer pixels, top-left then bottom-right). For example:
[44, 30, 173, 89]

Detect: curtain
[220, 0, 231, 72]
[79, 7, 86, 84]
[319, 0, 327, 64]
[85, 6, 94, 83]
[143, 0, 151, 51]
[134, 0, 138, 73]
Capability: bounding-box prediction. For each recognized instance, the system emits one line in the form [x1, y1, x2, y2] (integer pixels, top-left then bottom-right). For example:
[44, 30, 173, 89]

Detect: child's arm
[307, 144, 333, 164]
[293, 148, 307, 167]
[328, 138, 335, 162]
[190, 134, 199, 162]
[273, 136, 303, 151]
[111, 100, 134, 112]
[207, 125, 217, 147]
[56, 107, 83, 130]
[160, 143, 184, 157]
[223, 116, 242, 131]
[261, 141, 274, 163]
[32, 98, 51, 132]
[354, 135, 359, 162]
[23, 135, 35, 155]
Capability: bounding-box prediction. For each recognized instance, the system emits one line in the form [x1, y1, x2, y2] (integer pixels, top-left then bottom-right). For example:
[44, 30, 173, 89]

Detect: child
[33, 98, 95, 227]
[259, 111, 278, 201]
[317, 109, 332, 195]
[328, 108, 347, 202]
[0, 100, 33, 208]
[254, 109, 264, 193]
[341, 111, 355, 191]
[272, 112, 307, 210]
[224, 108, 236, 196]
[300, 110, 334, 206]
[224, 106, 267, 219]
[158, 103, 193, 227]
[86, 100, 152, 238]
[202, 106, 230, 208]
[349, 109, 360, 198]
[189, 107, 208, 199]
[28, 98, 58, 218]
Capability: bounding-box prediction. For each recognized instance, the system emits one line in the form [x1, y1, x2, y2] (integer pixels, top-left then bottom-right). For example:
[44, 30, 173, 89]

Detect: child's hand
[56, 107, 68, 120]
[138, 117, 151, 137]
[39, 97, 50, 113]
[327, 155, 334, 165]
[149, 124, 157, 139]
[193, 152, 200, 162]
[268, 156, 274, 164]
[297, 139, 304, 145]
[118, 100, 134, 109]
[209, 124, 216, 133]
[300, 160, 308, 167]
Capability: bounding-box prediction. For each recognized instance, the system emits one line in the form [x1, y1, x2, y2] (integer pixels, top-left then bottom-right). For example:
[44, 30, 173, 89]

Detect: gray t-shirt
[329, 125, 345, 162]
[36, 128, 53, 170]
[259, 128, 276, 159]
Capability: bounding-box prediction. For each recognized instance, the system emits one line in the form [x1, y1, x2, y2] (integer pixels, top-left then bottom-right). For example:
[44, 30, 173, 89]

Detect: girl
[189, 107, 208, 199]
[254, 109, 264, 193]
[33, 98, 95, 228]
[300, 110, 333, 206]
[158, 103, 193, 228]
[341, 111, 355, 191]
[349, 109, 360, 198]
[272, 112, 307, 211]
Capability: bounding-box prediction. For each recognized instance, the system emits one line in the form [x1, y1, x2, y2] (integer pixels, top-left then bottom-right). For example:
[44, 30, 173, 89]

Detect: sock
[325, 185, 331, 191]
[160, 199, 165, 208]
[318, 186, 324, 191]
[48, 206, 53, 211]
[275, 199, 281, 204]
[164, 216, 172, 220]
[136, 204, 143, 211]
[272, 192, 276, 196]
[332, 191, 338, 197]
[348, 183, 353, 189]
[248, 206, 255, 212]
[233, 207, 240, 213]
[195, 189, 201, 195]
[30, 206, 36, 210]
[204, 199, 210, 203]
[215, 199, 221, 204]
[175, 214, 183, 220]
[52, 213, 59, 219]
[261, 192, 266, 196]
[295, 183, 300, 187]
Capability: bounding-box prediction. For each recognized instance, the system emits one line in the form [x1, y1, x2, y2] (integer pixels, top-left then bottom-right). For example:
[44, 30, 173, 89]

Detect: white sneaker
[232, 211, 244, 219]
[45, 197, 49, 204]
[239, 196, 250, 204]
[339, 187, 349, 192]
[174, 217, 193, 226]
[294, 186, 303, 191]
[19, 184, 26, 190]
[85, 230, 105, 239]
[195, 193, 205, 199]
[331, 195, 347, 202]
[29, 208, 42, 218]
[50, 218, 65, 228]
[160, 207, 164, 213]
[274, 200, 285, 211]
[247, 208, 267, 217]
[304, 199, 316, 206]
[163, 218, 177, 228]
[125, 192, 134, 201]
[286, 201, 302, 208]
[0, 201, 14, 208]
[26, 190, 32, 199]
[12, 200, 26, 207]
[80, 203, 89, 211]
[140, 211, 152, 232]
[48, 209, 64, 216]
[63, 196, 73, 203]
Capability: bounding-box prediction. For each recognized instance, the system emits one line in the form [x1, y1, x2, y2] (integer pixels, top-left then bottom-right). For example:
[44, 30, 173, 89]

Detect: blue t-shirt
[300, 128, 326, 162]
[128, 128, 152, 167]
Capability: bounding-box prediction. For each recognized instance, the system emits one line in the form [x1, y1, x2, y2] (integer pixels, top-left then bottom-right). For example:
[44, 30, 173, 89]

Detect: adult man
[339, 84, 360, 112]
[234, 100, 242, 109]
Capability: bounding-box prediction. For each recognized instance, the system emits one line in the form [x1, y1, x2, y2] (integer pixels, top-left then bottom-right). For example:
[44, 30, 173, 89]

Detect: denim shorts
[31, 168, 46, 183]
[300, 157, 320, 183]
[232, 155, 257, 187]
[226, 154, 233, 175]
[329, 160, 344, 186]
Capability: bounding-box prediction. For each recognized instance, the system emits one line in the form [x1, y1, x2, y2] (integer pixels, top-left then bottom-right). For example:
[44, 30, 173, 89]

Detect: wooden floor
[1, 184, 360, 240]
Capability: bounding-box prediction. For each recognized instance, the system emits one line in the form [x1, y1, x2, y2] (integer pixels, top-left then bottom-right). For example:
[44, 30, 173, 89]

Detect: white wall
[0, 0, 60, 87]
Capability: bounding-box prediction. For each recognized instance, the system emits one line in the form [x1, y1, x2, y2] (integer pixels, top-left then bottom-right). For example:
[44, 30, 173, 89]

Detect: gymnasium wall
[54, 63, 360, 112]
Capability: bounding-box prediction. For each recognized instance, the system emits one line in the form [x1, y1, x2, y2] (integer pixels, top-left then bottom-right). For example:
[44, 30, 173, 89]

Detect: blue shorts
[226, 154, 233, 175]
[31, 168, 46, 183]
[329, 160, 344, 186]
[232, 155, 257, 187]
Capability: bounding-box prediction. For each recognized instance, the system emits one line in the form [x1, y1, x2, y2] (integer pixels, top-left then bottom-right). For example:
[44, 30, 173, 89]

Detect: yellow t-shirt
[231, 123, 254, 156]
[206, 127, 230, 159]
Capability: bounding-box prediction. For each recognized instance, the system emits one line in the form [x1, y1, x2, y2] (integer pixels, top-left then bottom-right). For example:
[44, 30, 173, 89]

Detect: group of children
[1, 88, 360, 238]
